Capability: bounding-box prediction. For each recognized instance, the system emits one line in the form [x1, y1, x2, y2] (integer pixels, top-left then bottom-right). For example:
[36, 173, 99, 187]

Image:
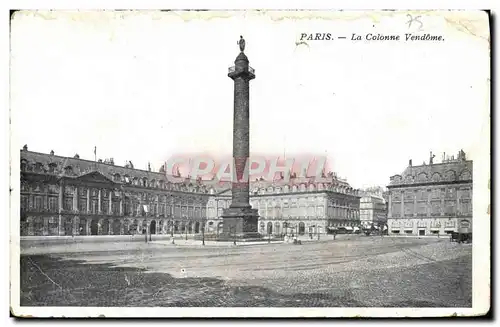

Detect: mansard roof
[20, 150, 209, 192]
[389, 159, 473, 187]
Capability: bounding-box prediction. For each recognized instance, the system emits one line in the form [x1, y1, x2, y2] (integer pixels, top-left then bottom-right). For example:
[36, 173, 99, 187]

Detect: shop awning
[353, 227, 360, 231]
[345, 226, 353, 231]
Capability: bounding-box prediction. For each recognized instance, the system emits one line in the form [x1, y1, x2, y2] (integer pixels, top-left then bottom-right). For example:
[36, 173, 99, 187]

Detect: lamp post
[170, 195, 175, 244]
[170, 215, 175, 244]
[143, 204, 150, 243]
[202, 216, 205, 246]
[184, 216, 188, 241]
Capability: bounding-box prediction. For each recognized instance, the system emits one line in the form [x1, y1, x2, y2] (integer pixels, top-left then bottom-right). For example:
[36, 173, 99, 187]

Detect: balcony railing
[228, 66, 255, 75]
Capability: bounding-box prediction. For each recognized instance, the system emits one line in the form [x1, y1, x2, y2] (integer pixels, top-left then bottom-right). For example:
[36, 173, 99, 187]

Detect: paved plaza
[20, 235, 472, 307]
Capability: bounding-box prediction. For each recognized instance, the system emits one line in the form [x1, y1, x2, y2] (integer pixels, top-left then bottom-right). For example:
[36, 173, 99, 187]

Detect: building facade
[386, 150, 473, 236]
[206, 177, 361, 237]
[359, 192, 387, 229]
[19, 147, 361, 237]
[20, 147, 212, 236]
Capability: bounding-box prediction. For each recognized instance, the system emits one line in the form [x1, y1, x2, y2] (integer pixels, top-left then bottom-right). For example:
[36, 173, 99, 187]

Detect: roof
[20, 149, 360, 197]
[20, 150, 210, 193]
[389, 159, 473, 187]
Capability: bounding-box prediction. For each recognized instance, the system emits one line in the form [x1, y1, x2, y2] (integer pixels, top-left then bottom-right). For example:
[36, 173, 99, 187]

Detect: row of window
[391, 170, 472, 184]
[253, 184, 357, 195]
[21, 195, 208, 217]
[392, 187, 472, 201]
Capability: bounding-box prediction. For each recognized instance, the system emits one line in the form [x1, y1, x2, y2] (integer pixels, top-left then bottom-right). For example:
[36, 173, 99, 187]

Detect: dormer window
[35, 162, 44, 172]
[48, 163, 57, 173]
[20, 160, 27, 171]
[64, 166, 73, 175]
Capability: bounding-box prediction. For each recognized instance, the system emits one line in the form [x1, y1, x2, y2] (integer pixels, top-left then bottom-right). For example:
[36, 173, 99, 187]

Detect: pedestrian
[79, 226, 83, 236]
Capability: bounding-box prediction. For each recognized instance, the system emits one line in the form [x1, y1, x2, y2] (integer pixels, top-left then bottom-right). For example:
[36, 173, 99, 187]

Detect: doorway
[150, 220, 156, 235]
[90, 219, 99, 235]
[419, 229, 425, 236]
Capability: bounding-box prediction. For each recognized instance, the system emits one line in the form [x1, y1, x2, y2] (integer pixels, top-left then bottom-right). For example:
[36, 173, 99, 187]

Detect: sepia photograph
[9, 9, 491, 318]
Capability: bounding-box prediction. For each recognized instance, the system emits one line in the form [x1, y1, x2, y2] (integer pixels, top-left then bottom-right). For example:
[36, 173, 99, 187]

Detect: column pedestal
[219, 206, 261, 241]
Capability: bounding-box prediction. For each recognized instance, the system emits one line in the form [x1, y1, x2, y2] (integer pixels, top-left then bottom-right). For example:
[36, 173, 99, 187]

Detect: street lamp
[143, 204, 150, 243]
[202, 215, 205, 246]
[268, 224, 271, 244]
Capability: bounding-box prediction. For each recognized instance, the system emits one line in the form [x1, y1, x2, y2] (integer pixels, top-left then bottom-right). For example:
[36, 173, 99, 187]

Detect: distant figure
[79, 226, 83, 235]
[238, 35, 245, 52]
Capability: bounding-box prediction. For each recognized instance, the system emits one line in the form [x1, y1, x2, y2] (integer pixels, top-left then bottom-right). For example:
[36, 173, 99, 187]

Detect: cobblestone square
[20, 236, 472, 307]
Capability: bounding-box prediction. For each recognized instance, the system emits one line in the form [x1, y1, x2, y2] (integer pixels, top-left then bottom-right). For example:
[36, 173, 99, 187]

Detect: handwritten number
[406, 14, 423, 31]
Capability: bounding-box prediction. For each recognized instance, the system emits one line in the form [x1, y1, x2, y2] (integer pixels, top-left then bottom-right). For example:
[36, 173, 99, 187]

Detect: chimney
[409, 159, 412, 167]
[50, 150, 54, 155]
[74, 154, 80, 159]
[22, 144, 28, 151]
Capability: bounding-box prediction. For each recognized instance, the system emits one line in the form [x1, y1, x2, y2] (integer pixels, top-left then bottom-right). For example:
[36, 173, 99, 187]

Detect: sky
[10, 10, 490, 189]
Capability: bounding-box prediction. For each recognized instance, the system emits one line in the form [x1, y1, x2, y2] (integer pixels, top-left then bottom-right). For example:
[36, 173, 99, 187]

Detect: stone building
[19, 147, 361, 237]
[20, 146, 211, 236]
[386, 150, 473, 236]
[359, 191, 387, 229]
[207, 175, 361, 237]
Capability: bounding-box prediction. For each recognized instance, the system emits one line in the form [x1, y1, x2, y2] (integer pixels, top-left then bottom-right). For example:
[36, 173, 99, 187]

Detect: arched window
[64, 166, 73, 175]
[113, 173, 121, 182]
[431, 173, 441, 182]
[35, 162, 44, 172]
[298, 222, 305, 235]
[259, 221, 266, 233]
[20, 160, 27, 171]
[445, 170, 456, 181]
[459, 170, 471, 181]
[48, 163, 57, 173]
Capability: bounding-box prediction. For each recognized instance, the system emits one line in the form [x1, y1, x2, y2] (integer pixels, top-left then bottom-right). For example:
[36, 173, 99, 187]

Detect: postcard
[9, 9, 490, 318]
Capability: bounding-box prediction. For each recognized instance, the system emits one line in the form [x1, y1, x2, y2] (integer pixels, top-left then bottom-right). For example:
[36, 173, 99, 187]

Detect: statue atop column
[238, 35, 245, 52]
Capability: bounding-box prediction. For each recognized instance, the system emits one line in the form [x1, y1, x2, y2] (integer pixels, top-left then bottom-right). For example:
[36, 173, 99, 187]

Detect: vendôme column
[220, 36, 260, 240]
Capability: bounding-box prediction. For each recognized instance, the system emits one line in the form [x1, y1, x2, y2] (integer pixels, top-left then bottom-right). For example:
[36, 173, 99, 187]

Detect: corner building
[386, 151, 473, 236]
[359, 192, 387, 228]
[207, 177, 361, 237]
